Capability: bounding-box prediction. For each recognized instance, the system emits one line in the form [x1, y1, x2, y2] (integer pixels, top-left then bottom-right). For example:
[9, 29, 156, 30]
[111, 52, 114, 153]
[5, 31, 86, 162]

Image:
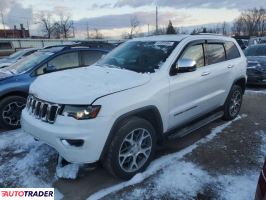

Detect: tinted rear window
[0, 42, 12, 50]
[207, 44, 226, 65]
[225, 42, 241, 60]
[81, 50, 105, 66]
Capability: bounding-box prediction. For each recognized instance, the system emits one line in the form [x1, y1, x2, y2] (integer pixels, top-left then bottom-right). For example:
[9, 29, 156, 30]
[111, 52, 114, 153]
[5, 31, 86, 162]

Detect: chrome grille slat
[26, 95, 61, 123]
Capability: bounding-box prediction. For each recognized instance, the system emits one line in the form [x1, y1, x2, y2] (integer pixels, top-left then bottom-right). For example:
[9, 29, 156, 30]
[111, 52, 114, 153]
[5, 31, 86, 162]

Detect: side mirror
[176, 58, 197, 73]
[43, 64, 56, 73]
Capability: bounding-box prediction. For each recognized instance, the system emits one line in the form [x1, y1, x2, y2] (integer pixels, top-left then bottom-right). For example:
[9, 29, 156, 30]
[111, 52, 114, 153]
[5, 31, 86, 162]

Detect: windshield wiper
[9, 69, 16, 74]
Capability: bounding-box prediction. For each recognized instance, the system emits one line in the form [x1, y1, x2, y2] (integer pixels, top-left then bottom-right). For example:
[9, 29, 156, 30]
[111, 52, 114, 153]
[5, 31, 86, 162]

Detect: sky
[0, 0, 265, 39]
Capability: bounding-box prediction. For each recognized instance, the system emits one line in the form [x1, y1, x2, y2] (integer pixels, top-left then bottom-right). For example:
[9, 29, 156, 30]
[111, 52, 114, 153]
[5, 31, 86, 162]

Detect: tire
[103, 117, 157, 179]
[223, 85, 243, 121]
[0, 96, 26, 130]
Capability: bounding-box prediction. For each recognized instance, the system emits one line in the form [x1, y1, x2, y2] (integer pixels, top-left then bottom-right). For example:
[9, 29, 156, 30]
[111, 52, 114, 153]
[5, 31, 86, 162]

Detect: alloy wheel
[118, 128, 152, 173]
[229, 90, 242, 117]
[2, 101, 25, 126]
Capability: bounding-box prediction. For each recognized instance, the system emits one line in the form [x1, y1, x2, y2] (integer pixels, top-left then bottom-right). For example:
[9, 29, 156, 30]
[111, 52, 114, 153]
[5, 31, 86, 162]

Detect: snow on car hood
[0, 69, 13, 79]
[0, 62, 13, 69]
[30, 65, 151, 104]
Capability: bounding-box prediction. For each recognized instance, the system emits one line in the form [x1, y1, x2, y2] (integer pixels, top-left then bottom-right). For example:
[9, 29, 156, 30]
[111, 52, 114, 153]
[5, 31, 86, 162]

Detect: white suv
[21, 35, 247, 179]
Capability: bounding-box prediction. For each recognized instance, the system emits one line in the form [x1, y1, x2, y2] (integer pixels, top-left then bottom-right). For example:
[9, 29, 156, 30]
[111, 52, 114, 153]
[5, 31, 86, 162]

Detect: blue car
[0, 45, 109, 129]
[0, 48, 40, 69]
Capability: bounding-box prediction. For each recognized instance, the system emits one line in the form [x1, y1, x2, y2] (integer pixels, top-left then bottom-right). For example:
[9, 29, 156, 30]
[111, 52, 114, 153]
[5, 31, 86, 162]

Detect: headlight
[63, 105, 101, 120]
[247, 61, 261, 69]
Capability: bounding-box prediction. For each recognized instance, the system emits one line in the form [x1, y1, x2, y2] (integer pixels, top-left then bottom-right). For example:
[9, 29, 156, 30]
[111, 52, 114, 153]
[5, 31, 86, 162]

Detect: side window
[225, 42, 241, 60]
[48, 52, 79, 70]
[207, 44, 226, 65]
[81, 51, 105, 66]
[180, 44, 205, 67]
[35, 63, 47, 75]
[24, 50, 35, 56]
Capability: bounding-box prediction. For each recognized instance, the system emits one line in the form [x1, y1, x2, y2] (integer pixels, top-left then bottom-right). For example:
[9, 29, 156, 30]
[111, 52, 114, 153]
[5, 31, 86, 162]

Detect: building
[0, 24, 30, 38]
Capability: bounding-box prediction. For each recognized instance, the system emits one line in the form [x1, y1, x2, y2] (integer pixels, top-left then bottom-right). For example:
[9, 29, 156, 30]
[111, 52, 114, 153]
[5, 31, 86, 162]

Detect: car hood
[0, 61, 13, 69]
[247, 56, 266, 69]
[30, 65, 151, 104]
[0, 69, 14, 80]
[0, 58, 9, 63]
[247, 56, 266, 63]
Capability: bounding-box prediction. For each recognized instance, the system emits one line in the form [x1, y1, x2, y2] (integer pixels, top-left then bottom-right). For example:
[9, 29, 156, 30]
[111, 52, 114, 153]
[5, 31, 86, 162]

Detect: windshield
[8, 51, 53, 74]
[8, 50, 28, 59]
[245, 45, 266, 56]
[97, 41, 178, 73]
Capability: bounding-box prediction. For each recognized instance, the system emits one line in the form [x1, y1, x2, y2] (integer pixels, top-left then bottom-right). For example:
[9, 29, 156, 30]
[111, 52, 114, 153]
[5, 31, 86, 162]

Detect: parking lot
[0, 87, 265, 200]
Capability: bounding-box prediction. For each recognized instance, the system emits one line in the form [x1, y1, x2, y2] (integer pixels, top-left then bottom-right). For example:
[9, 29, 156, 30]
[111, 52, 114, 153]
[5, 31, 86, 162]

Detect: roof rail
[44, 41, 122, 50]
[190, 33, 224, 36]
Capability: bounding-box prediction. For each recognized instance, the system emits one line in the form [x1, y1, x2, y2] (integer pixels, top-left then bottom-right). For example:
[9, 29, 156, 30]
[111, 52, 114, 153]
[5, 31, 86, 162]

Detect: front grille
[26, 95, 62, 123]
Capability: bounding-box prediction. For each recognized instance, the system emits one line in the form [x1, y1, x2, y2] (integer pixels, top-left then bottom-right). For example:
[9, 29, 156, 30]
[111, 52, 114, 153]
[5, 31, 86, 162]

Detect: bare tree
[232, 8, 266, 36]
[92, 29, 103, 39]
[58, 14, 74, 38]
[128, 16, 140, 39]
[232, 17, 245, 36]
[35, 13, 54, 38]
[221, 21, 228, 35]
[52, 22, 61, 39]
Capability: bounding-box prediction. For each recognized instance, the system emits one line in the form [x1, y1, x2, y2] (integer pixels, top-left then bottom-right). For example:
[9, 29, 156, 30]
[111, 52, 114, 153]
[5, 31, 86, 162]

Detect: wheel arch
[0, 91, 28, 101]
[100, 105, 164, 160]
[233, 77, 246, 94]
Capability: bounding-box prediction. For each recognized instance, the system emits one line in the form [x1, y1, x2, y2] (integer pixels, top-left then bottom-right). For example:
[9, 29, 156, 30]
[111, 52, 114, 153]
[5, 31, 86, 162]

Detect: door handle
[227, 64, 234, 68]
[201, 71, 210, 76]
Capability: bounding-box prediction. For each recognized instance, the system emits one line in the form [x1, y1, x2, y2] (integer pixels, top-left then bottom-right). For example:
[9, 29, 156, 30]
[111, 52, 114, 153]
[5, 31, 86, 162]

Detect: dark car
[245, 44, 266, 85]
[255, 159, 266, 200]
[0, 48, 39, 69]
[236, 39, 247, 50]
[0, 45, 109, 129]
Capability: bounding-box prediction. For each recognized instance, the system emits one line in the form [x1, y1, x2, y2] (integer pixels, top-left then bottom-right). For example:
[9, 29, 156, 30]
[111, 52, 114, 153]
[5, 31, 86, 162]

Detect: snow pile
[56, 157, 80, 179]
[154, 162, 211, 199]
[0, 130, 64, 199]
[88, 115, 247, 200]
[0, 130, 54, 182]
[217, 174, 258, 200]
[246, 89, 266, 95]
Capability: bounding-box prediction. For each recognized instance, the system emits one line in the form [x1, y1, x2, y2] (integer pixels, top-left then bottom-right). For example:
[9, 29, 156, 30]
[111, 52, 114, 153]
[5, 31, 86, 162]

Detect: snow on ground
[0, 130, 63, 199]
[103, 162, 258, 200]
[246, 89, 266, 95]
[88, 115, 249, 200]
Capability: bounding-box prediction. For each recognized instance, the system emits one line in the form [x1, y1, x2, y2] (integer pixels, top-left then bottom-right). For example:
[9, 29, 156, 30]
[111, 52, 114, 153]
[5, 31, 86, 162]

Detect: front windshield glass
[245, 46, 266, 56]
[8, 50, 28, 59]
[8, 51, 53, 74]
[98, 41, 178, 73]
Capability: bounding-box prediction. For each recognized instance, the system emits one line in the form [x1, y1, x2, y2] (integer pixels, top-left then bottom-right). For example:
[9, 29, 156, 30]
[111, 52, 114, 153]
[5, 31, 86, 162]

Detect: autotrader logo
[0, 188, 54, 200]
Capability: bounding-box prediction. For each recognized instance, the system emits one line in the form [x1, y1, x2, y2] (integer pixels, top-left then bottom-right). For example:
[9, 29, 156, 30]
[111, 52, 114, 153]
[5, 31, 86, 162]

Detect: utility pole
[86, 22, 90, 39]
[27, 20, 30, 37]
[72, 21, 75, 38]
[156, 6, 158, 34]
[147, 24, 150, 36]
[1, 10, 6, 37]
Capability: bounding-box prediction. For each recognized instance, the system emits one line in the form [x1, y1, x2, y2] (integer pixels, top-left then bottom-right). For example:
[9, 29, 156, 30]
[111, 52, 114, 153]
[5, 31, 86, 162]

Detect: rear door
[204, 40, 235, 107]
